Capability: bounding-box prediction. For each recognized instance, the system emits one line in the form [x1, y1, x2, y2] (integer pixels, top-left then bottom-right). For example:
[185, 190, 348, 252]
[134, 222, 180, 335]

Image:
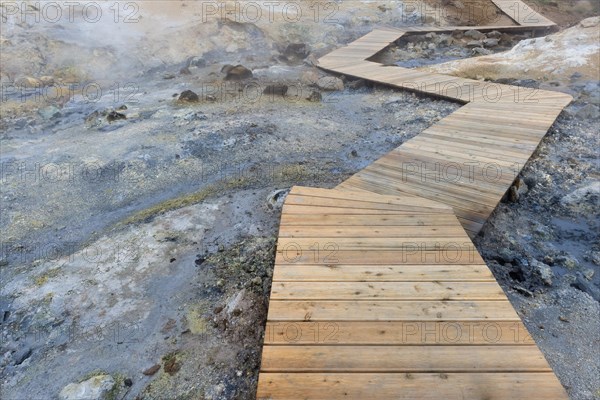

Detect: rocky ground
[1, 1, 599, 399]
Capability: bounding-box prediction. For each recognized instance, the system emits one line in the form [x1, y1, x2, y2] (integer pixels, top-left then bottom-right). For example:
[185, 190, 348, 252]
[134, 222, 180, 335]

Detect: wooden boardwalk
[257, 1, 571, 398]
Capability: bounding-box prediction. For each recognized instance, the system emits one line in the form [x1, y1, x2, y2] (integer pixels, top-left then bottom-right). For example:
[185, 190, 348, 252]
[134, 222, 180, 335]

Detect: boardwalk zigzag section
[257, 187, 567, 399]
[257, 0, 571, 397]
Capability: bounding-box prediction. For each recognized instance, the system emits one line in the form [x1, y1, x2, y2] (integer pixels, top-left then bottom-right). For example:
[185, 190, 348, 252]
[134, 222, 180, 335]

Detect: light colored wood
[267, 300, 521, 321]
[270, 281, 508, 300]
[257, 0, 571, 395]
[278, 225, 470, 238]
[260, 345, 552, 372]
[256, 373, 568, 399]
[279, 214, 462, 226]
[264, 321, 534, 345]
[272, 264, 493, 282]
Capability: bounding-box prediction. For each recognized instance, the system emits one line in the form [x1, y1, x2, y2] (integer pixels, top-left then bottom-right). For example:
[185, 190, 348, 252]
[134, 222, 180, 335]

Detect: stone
[15, 76, 42, 88]
[303, 53, 319, 67]
[499, 33, 513, 45]
[225, 289, 246, 315]
[579, 17, 599, 28]
[222, 64, 253, 80]
[583, 269, 595, 280]
[464, 29, 486, 40]
[38, 106, 61, 120]
[509, 177, 528, 202]
[483, 38, 499, 47]
[263, 84, 288, 96]
[316, 76, 344, 91]
[143, 364, 161, 376]
[178, 90, 200, 103]
[188, 56, 206, 68]
[267, 189, 288, 209]
[300, 70, 320, 85]
[307, 90, 322, 102]
[557, 255, 579, 270]
[472, 47, 492, 55]
[106, 111, 126, 123]
[452, 30, 464, 39]
[532, 260, 553, 286]
[486, 30, 502, 39]
[59, 374, 115, 400]
[576, 104, 599, 119]
[466, 40, 483, 48]
[283, 43, 309, 62]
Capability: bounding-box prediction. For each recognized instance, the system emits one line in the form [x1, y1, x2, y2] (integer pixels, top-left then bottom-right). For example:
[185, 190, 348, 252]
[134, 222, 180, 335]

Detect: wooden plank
[266, 300, 520, 321]
[289, 186, 449, 208]
[259, 345, 552, 372]
[264, 321, 534, 344]
[270, 282, 508, 300]
[276, 237, 476, 251]
[272, 264, 493, 282]
[278, 225, 470, 238]
[275, 248, 484, 265]
[279, 213, 462, 226]
[257, 373, 568, 399]
[281, 204, 450, 215]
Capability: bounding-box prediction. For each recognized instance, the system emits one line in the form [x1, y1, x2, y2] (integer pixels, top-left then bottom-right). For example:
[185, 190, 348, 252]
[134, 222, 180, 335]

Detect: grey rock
[307, 90, 322, 102]
[263, 84, 288, 96]
[222, 64, 253, 80]
[576, 104, 599, 119]
[557, 255, 580, 270]
[532, 259, 553, 286]
[317, 76, 344, 91]
[283, 43, 309, 63]
[178, 90, 200, 103]
[225, 289, 246, 316]
[486, 30, 502, 39]
[188, 56, 206, 68]
[472, 47, 492, 55]
[59, 375, 115, 400]
[483, 38, 499, 47]
[267, 189, 289, 209]
[464, 29, 486, 40]
[467, 40, 483, 48]
[38, 106, 61, 120]
[583, 269, 595, 280]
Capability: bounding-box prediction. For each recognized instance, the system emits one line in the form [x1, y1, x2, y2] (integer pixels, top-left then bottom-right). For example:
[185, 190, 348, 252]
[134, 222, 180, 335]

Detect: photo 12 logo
[1, 1, 140, 24]
[199, 1, 340, 24]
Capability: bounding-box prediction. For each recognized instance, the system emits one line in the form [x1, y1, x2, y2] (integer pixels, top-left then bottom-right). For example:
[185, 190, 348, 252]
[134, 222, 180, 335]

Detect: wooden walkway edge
[257, 1, 571, 398]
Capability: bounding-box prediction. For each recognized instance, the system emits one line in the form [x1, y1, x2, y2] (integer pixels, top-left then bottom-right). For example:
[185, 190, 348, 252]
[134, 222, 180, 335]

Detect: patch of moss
[186, 303, 209, 335]
[117, 162, 328, 228]
[106, 373, 125, 400]
[78, 369, 110, 382]
[33, 267, 61, 286]
[162, 351, 182, 375]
